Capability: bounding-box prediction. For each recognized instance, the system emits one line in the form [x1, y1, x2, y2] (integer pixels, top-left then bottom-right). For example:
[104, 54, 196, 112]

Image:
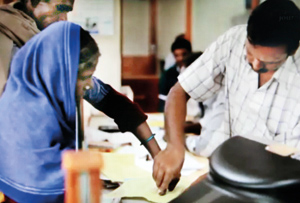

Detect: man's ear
[289, 42, 300, 56]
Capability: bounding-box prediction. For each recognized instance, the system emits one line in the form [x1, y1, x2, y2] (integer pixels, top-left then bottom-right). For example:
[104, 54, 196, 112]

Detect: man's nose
[58, 13, 67, 21]
[251, 58, 264, 70]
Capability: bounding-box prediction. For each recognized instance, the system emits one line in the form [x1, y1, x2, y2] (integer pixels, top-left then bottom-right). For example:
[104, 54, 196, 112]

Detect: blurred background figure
[158, 36, 192, 112]
[163, 34, 186, 71]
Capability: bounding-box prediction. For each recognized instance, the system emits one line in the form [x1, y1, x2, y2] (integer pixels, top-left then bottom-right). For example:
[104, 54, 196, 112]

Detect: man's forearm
[152, 82, 188, 194]
[164, 82, 189, 149]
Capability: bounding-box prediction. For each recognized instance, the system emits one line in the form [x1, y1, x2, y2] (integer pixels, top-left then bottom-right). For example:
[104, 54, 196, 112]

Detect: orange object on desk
[62, 150, 103, 203]
[0, 192, 4, 202]
[88, 141, 115, 153]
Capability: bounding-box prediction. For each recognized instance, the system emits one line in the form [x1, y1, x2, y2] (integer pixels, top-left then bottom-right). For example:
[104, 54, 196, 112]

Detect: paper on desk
[265, 144, 299, 157]
[146, 113, 165, 128]
[105, 176, 193, 203]
[135, 151, 205, 176]
[101, 152, 150, 182]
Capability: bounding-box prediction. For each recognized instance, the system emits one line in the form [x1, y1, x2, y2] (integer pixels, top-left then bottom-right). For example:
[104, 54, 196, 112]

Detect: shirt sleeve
[178, 26, 237, 102]
[84, 77, 147, 132]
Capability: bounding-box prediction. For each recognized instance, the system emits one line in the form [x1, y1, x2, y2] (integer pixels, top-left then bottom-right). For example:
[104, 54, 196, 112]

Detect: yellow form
[105, 176, 193, 203]
[101, 152, 150, 182]
[101, 147, 209, 202]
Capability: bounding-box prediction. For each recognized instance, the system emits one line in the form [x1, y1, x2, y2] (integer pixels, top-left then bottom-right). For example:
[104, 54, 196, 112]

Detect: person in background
[153, 0, 300, 194]
[158, 36, 192, 112]
[0, 21, 100, 203]
[163, 34, 186, 71]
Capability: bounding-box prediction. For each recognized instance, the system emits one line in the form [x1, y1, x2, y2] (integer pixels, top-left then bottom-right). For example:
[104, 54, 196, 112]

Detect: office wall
[93, 1, 121, 90]
[192, 0, 245, 52]
[156, 0, 247, 59]
[157, 0, 186, 60]
[69, 0, 121, 90]
[294, 0, 300, 7]
[69, 0, 121, 121]
[121, 0, 300, 60]
[192, 0, 300, 52]
[122, 0, 185, 60]
[122, 0, 150, 56]
[92, 1, 121, 90]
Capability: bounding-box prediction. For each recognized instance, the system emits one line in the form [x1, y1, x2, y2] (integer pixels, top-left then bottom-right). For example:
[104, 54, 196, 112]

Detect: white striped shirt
[179, 25, 300, 156]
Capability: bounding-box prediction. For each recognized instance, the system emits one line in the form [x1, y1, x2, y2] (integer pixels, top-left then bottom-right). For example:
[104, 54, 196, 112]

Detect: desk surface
[90, 113, 300, 203]
[87, 113, 209, 203]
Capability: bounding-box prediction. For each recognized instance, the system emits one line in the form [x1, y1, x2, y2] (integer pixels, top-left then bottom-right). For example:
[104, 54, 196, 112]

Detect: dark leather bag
[209, 136, 300, 189]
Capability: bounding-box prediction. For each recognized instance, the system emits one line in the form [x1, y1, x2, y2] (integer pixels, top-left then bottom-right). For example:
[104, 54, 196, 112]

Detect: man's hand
[152, 143, 185, 195]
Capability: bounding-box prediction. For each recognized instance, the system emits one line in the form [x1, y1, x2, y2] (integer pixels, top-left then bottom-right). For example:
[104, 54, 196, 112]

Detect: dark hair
[247, 0, 300, 55]
[22, 0, 74, 8]
[175, 33, 185, 40]
[183, 51, 203, 67]
[79, 28, 100, 72]
[20, 0, 46, 7]
[171, 37, 192, 53]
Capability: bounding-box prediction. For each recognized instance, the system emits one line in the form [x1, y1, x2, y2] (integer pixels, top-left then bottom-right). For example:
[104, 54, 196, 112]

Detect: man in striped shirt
[153, 0, 300, 193]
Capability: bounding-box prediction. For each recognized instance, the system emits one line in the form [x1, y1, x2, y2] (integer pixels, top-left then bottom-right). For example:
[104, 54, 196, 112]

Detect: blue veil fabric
[0, 21, 80, 202]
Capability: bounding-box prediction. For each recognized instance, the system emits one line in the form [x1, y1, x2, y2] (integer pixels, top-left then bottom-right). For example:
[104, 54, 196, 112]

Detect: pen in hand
[158, 177, 180, 195]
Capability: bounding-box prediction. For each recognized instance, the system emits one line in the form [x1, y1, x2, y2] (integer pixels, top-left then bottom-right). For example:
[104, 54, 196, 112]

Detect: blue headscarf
[0, 21, 80, 202]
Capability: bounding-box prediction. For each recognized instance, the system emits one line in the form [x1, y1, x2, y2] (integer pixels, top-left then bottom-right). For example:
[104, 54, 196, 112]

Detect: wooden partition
[122, 75, 159, 112]
[121, 0, 159, 113]
[0, 0, 14, 4]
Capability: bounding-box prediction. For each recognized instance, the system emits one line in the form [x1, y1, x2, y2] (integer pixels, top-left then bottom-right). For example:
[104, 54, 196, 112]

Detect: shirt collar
[242, 42, 295, 90]
[271, 55, 297, 90]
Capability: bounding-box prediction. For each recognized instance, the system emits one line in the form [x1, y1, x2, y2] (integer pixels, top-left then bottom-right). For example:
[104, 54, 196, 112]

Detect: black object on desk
[98, 125, 120, 133]
[171, 136, 300, 203]
[210, 136, 300, 189]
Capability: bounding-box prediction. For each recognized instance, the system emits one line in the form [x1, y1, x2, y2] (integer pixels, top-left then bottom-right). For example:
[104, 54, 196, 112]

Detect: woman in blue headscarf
[0, 21, 100, 202]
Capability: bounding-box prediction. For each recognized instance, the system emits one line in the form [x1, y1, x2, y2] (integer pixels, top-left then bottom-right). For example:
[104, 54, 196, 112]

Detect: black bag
[210, 136, 300, 189]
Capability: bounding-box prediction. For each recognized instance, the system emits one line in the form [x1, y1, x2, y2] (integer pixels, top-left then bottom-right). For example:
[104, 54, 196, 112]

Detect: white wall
[122, 0, 150, 56]
[191, 0, 300, 52]
[69, 0, 121, 90]
[157, 0, 186, 60]
[122, 0, 186, 60]
[92, 1, 121, 90]
[192, 0, 245, 52]
[69, 0, 121, 123]
[293, 0, 300, 7]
